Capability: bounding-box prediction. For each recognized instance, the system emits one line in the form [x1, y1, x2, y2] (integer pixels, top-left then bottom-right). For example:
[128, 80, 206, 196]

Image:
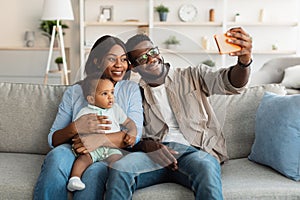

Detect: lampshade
[41, 0, 74, 20]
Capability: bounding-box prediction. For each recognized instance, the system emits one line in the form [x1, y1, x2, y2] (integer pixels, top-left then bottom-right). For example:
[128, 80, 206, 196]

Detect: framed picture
[100, 6, 113, 21]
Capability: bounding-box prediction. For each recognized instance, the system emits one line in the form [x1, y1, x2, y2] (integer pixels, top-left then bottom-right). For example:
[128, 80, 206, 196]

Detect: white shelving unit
[79, 0, 300, 77]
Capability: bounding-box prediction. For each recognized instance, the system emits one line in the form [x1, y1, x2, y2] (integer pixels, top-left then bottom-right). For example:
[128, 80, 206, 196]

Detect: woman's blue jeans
[33, 144, 108, 200]
[105, 142, 223, 200]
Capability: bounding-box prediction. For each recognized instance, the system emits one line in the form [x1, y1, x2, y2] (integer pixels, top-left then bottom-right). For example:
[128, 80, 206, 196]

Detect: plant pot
[159, 12, 168, 22]
[57, 63, 63, 71]
[166, 44, 178, 50]
[235, 15, 241, 22]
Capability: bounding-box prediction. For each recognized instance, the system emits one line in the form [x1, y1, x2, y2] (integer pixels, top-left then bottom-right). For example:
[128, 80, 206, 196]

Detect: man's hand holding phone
[214, 27, 252, 66]
[214, 33, 241, 54]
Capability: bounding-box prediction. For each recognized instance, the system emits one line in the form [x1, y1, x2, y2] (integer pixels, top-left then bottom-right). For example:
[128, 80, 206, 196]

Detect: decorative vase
[159, 12, 168, 21]
[24, 31, 35, 47]
[201, 36, 210, 50]
[259, 9, 265, 22]
[209, 9, 215, 22]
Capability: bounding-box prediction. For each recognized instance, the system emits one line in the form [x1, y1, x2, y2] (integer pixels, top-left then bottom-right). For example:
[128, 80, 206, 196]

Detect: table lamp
[42, 0, 74, 85]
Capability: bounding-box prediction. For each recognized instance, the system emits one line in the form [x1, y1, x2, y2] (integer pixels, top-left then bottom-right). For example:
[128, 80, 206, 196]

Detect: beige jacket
[139, 64, 245, 163]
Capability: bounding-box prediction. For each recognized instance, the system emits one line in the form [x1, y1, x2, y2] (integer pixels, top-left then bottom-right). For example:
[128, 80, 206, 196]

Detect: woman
[34, 35, 143, 200]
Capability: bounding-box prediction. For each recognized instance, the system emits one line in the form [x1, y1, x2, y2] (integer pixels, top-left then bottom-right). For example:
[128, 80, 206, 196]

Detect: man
[105, 27, 252, 199]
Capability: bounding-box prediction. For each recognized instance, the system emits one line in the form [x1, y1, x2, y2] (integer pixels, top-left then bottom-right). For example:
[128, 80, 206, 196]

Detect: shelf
[160, 49, 297, 55]
[155, 21, 298, 27]
[161, 49, 219, 54]
[226, 22, 298, 27]
[85, 21, 148, 27]
[153, 22, 222, 27]
[0, 47, 63, 51]
[48, 69, 71, 74]
[252, 50, 297, 55]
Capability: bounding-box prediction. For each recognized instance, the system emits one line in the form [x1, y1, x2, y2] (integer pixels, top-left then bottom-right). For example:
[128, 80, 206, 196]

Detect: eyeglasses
[135, 47, 160, 65]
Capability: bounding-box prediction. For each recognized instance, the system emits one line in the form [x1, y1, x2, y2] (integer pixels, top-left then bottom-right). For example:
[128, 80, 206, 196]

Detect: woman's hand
[72, 133, 107, 153]
[74, 113, 112, 134]
[72, 134, 88, 154]
[73, 131, 128, 153]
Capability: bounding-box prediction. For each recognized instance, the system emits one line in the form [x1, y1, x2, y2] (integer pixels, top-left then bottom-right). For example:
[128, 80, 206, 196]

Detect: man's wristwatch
[238, 59, 252, 68]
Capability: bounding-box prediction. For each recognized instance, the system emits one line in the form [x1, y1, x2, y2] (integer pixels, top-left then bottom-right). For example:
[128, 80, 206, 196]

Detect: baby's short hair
[81, 73, 112, 99]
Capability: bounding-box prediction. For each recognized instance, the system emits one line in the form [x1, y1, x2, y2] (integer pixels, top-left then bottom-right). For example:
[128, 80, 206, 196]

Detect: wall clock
[178, 4, 198, 22]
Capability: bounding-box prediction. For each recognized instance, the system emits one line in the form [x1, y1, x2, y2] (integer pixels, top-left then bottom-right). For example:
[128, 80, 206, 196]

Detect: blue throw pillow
[248, 92, 300, 181]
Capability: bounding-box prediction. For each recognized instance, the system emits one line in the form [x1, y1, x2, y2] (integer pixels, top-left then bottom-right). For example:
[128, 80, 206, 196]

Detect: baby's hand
[123, 134, 136, 147]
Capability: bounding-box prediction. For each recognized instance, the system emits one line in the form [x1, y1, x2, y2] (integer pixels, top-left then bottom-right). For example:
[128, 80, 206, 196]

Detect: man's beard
[141, 57, 167, 86]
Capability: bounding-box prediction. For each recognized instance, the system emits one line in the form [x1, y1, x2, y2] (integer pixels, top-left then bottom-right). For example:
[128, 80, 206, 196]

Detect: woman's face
[102, 44, 128, 83]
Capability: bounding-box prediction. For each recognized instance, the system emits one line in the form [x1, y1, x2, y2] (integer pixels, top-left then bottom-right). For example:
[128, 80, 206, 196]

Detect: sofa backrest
[250, 56, 300, 86]
[0, 82, 67, 155]
[209, 84, 286, 160]
[0, 82, 287, 159]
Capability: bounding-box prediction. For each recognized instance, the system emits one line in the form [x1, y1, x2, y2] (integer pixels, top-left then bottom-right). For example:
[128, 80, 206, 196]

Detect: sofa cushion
[221, 158, 300, 199]
[133, 158, 300, 200]
[209, 84, 286, 159]
[280, 65, 300, 89]
[133, 183, 193, 200]
[0, 153, 45, 199]
[0, 82, 67, 154]
[248, 92, 300, 181]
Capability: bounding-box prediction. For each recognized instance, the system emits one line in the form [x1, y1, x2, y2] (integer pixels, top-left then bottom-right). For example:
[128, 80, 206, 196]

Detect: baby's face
[93, 79, 115, 109]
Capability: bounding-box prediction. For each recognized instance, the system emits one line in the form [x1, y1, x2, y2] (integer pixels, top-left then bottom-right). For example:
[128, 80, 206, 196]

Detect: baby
[67, 74, 137, 191]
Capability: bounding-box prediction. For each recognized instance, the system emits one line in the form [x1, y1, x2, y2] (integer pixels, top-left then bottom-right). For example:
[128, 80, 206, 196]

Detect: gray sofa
[250, 56, 300, 95]
[0, 82, 300, 200]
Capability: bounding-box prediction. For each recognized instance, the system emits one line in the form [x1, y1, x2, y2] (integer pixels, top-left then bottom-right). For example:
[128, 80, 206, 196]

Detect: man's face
[130, 41, 165, 80]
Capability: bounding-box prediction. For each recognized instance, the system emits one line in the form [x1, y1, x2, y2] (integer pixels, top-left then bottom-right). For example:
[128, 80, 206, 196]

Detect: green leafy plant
[40, 20, 69, 39]
[202, 59, 216, 67]
[163, 36, 180, 45]
[55, 57, 63, 64]
[155, 4, 169, 13]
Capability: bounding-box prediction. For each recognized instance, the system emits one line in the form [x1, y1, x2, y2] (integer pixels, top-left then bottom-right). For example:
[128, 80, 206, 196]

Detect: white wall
[0, 0, 80, 84]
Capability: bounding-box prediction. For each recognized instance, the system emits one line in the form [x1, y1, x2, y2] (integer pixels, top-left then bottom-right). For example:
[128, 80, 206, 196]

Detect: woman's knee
[43, 144, 75, 173]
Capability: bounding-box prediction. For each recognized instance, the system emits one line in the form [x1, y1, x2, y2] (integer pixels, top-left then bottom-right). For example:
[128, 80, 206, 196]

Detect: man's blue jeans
[33, 144, 108, 200]
[106, 142, 223, 200]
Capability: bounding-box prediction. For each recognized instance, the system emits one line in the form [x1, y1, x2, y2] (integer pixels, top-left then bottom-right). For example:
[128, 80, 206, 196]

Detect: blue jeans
[33, 144, 108, 200]
[106, 142, 223, 200]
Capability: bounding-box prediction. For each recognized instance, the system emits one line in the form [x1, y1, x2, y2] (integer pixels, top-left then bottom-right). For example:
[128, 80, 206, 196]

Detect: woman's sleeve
[126, 82, 143, 143]
[48, 87, 74, 148]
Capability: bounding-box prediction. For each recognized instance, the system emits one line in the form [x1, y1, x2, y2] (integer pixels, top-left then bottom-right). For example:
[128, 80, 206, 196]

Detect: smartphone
[214, 34, 241, 54]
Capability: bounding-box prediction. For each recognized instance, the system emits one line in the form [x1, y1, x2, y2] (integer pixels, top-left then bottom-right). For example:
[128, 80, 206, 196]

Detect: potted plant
[234, 13, 240, 22]
[201, 59, 216, 67]
[55, 56, 63, 71]
[39, 20, 69, 46]
[164, 35, 180, 49]
[155, 4, 169, 21]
